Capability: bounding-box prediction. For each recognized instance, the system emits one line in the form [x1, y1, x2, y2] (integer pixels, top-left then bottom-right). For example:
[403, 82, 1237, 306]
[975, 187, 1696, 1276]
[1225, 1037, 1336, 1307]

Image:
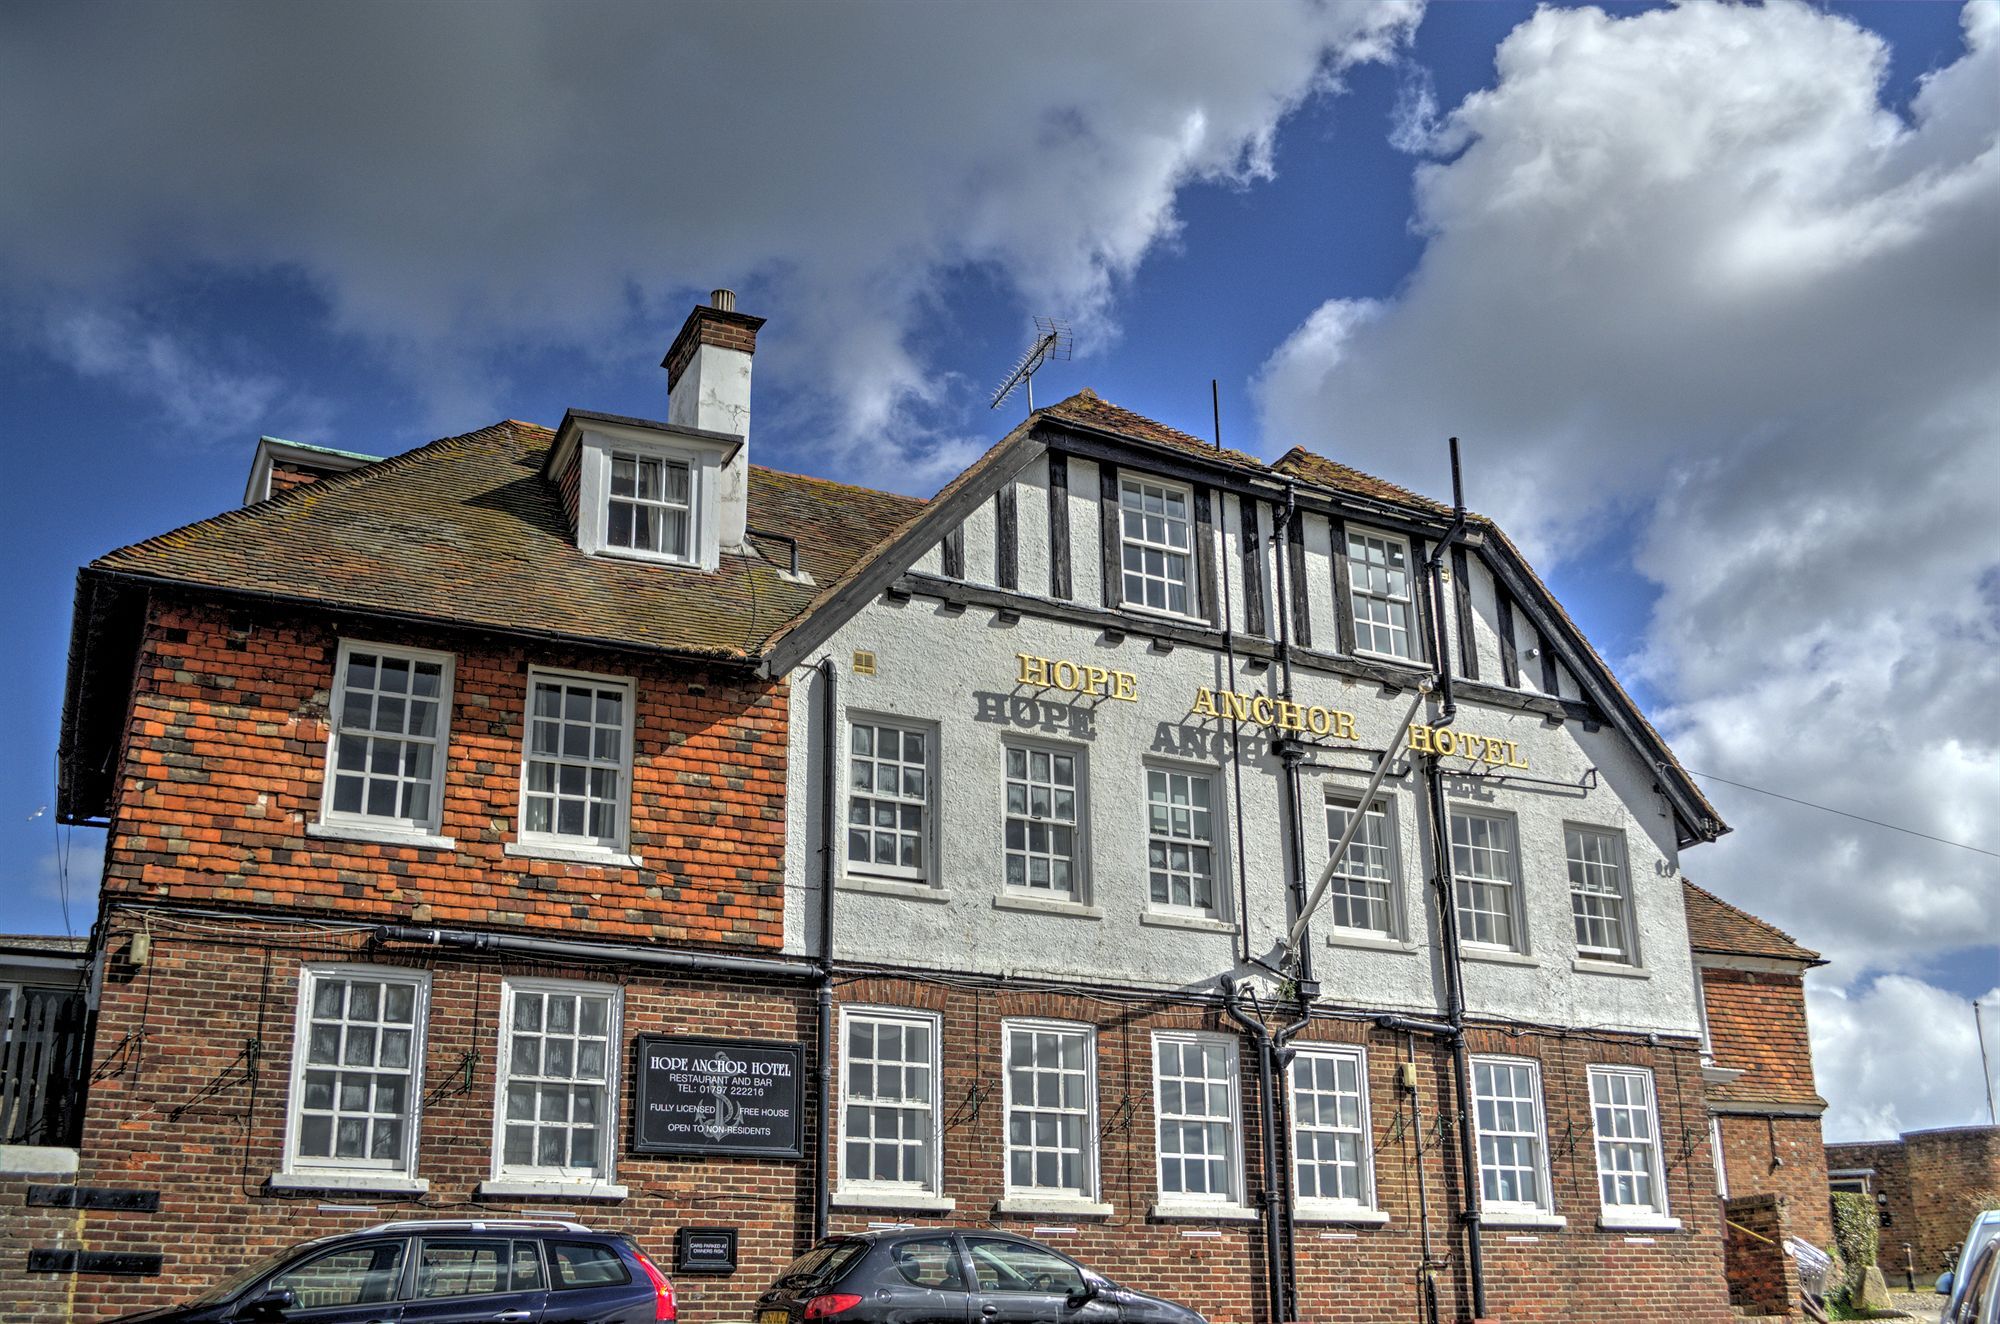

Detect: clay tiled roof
[1683, 880, 1822, 964]
[1272, 446, 1454, 515]
[90, 420, 924, 660]
[1041, 388, 1269, 473]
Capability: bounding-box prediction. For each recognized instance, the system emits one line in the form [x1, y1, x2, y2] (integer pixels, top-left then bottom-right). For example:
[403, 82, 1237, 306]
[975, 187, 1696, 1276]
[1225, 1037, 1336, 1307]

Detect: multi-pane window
[848, 722, 930, 880]
[1567, 826, 1635, 962]
[496, 982, 616, 1181]
[1291, 1047, 1374, 1211]
[1590, 1067, 1668, 1218]
[1119, 477, 1195, 615]
[1347, 529, 1417, 659]
[323, 643, 450, 831]
[1003, 1022, 1095, 1196]
[289, 968, 426, 1174]
[1452, 810, 1522, 950]
[521, 673, 631, 849]
[1146, 768, 1217, 913]
[1153, 1032, 1241, 1204]
[1003, 744, 1081, 899]
[1324, 796, 1400, 936]
[1471, 1057, 1551, 1214]
[606, 450, 693, 560]
[841, 1009, 939, 1192]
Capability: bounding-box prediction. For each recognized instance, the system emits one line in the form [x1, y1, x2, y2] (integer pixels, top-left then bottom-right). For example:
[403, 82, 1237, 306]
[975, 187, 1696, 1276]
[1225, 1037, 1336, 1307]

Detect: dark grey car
[753, 1229, 1206, 1324]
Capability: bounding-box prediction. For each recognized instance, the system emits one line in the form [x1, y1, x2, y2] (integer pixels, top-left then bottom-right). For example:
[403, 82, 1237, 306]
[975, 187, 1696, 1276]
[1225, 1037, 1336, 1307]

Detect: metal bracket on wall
[26, 1185, 161, 1211]
[27, 1249, 164, 1276]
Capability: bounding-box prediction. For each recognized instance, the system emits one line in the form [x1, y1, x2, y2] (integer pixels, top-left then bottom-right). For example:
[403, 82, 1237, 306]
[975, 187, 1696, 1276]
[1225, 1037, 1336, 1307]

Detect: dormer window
[608, 451, 693, 559]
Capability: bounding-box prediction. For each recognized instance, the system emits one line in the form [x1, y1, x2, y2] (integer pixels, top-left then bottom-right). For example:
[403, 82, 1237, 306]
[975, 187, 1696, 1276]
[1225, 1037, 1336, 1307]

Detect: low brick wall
[1, 1152, 84, 1324]
[1723, 1193, 1801, 1319]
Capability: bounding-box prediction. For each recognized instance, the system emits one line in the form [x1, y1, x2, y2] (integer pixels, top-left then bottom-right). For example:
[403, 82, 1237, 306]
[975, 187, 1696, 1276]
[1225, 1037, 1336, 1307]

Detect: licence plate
[760, 1310, 790, 1324]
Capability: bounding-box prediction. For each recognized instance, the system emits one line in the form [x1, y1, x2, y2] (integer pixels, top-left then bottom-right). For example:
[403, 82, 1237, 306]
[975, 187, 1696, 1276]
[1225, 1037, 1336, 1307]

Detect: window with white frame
[1471, 1056, 1552, 1215]
[494, 981, 618, 1183]
[1119, 477, 1195, 616]
[520, 671, 633, 850]
[1290, 1046, 1375, 1213]
[1567, 826, 1635, 962]
[605, 450, 694, 561]
[1003, 743, 1082, 899]
[840, 1008, 940, 1193]
[1346, 529, 1417, 660]
[1324, 795, 1401, 937]
[847, 721, 931, 881]
[1002, 1021, 1097, 1198]
[1589, 1066, 1669, 1220]
[288, 967, 427, 1175]
[1146, 767, 1218, 914]
[1153, 1032, 1242, 1205]
[1451, 810, 1523, 951]
[322, 643, 451, 833]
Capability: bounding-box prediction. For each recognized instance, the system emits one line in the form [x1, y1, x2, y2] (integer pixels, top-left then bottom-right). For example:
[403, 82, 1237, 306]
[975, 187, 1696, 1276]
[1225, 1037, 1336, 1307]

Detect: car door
[263, 1237, 410, 1324]
[959, 1237, 1117, 1324]
[397, 1237, 548, 1324]
[539, 1238, 649, 1324]
[873, 1236, 972, 1324]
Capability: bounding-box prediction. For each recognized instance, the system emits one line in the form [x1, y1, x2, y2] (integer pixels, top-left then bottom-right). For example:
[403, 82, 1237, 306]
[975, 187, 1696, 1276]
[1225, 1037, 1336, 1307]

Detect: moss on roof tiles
[93, 420, 924, 660]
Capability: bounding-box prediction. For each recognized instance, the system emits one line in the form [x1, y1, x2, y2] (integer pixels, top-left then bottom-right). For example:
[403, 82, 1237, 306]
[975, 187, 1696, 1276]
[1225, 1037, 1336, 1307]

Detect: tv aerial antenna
[990, 317, 1072, 413]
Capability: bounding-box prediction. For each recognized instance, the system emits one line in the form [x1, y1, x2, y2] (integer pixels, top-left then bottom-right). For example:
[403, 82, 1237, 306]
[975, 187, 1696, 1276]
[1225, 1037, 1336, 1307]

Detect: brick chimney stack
[664, 288, 764, 552]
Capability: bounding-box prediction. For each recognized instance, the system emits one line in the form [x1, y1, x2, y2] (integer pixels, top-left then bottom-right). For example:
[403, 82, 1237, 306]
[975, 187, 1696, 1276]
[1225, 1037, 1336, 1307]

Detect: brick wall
[1825, 1139, 1913, 1274]
[1906, 1128, 2000, 1277]
[1718, 1115, 1832, 1249]
[1700, 967, 1821, 1110]
[1721, 1193, 1801, 1318]
[44, 913, 818, 1323]
[266, 461, 328, 496]
[1, 1170, 86, 1324]
[107, 595, 788, 949]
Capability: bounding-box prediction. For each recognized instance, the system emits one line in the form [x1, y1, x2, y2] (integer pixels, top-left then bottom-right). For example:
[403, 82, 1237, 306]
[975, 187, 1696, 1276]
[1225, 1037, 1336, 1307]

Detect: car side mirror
[1934, 1269, 1953, 1295]
[1065, 1281, 1098, 1309]
[240, 1287, 296, 1317]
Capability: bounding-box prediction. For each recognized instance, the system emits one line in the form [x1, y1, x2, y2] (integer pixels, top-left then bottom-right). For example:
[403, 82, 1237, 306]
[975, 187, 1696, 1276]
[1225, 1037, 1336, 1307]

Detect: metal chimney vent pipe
[710, 288, 736, 312]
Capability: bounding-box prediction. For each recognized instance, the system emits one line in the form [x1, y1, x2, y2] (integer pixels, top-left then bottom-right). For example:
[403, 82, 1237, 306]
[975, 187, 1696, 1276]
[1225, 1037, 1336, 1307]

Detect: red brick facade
[108, 595, 789, 949]
[1716, 1114, 1832, 1250]
[1827, 1127, 2000, 1279]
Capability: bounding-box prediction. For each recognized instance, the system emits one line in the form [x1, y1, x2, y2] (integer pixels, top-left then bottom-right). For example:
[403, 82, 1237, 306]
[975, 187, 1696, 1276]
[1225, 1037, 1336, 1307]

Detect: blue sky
[0, 0, 1992, 1138]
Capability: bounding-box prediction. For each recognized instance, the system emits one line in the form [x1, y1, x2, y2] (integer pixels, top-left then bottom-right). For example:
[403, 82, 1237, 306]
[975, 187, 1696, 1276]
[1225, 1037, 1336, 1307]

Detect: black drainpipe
[813, 656, 839, 1243]
[1221, 979, 1287, 1324]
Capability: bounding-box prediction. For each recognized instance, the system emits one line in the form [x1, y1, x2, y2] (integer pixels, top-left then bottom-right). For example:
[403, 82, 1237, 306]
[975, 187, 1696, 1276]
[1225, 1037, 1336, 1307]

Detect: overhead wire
[1686, 768, 1998, 859]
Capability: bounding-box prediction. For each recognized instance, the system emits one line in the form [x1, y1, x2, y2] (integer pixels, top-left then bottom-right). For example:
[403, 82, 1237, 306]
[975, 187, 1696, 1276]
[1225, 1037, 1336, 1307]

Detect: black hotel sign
[633, 1035, 804, 1158]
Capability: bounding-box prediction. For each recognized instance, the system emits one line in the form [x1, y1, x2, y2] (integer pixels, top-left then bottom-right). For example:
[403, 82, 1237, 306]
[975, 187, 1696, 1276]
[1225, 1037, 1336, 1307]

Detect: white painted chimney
[664, 288, 763, 552]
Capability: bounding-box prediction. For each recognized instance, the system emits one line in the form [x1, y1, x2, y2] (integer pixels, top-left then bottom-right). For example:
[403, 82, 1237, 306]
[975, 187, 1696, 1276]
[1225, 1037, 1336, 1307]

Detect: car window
[418, 1239, 527, 1299]
[548, 1240, 631, 1290]
[1967, 1243, 2000, 1318]
[270, 1240, 407, 1309]
[510, 1240, 546, 1292]
[962, 1238, 1083, 1295]
[775, 1240, 868, 1288]
[892, 1239, 966, 1291]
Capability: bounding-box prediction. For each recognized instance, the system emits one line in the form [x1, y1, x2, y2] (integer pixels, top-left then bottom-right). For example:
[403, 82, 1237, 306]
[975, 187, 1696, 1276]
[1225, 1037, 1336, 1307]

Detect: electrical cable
[1685, 768, 1998, 859]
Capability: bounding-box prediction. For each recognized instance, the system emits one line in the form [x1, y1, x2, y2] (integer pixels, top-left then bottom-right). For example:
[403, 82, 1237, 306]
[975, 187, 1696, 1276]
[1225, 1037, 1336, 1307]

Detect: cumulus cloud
[1808, 974, 1999, 1141]
[30, 831, 104, 930]
[0, 0, 1419, 477]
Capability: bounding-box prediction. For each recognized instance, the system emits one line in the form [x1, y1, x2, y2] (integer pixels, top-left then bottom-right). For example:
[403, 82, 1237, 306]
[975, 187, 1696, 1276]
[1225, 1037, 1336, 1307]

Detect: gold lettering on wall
[1017, 653, 1140, 703]
[1408, 724, 1528, 769]
[1190, 687, 1358, 740]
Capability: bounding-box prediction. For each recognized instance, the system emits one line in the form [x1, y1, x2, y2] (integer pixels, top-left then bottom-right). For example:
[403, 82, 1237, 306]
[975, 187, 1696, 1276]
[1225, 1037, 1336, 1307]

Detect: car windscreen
[184, 1242, 331, 1307]
[773, 1240, 868, 1288]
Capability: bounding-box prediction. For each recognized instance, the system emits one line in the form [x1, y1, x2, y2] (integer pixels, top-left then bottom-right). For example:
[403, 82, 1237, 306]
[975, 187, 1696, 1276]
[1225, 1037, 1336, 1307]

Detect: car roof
[357, 1218, 599, 1236]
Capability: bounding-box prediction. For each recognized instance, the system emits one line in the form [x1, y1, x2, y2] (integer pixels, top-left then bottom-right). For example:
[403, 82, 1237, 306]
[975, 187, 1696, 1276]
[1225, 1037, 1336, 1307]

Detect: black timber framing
[1327, 514, 1356, 656]
[1412, 535, 1435, 667]
[1099, 460, 1122, 609]
[1239, 494, 1267, 637]
[1048, 451, 1072, 600]
[1497, 587, 1521, 688]
[1194, 486, 1219, 628]
[1285, 510, 1312, 648]
[942, 526, 965, 579]
[1452, 544, 1480, 681]
[1539, 626, 1562, 696]
[995, 485, 1019, 591]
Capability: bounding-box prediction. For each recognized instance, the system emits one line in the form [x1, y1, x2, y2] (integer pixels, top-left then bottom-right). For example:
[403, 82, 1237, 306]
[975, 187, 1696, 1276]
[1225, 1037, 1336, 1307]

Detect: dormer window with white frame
[607, 450, 693, 560]
[559, 414, 737, 572]
[1345, 527, 1418, 661]
[1118, 476, 1196, 617]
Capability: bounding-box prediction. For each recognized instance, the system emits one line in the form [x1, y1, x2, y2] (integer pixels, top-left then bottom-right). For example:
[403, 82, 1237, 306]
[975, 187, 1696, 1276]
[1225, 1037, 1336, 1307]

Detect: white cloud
[31, 831, 104, 927]
[1255, 1, 2000, 985]
[0, 0, 1420, 476]
[1808, 974, 1999, 1141]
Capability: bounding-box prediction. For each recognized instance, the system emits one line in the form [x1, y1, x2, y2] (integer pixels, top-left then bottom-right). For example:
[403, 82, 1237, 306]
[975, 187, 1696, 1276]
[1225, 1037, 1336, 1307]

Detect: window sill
[0, 1145, 78, 1177]
[1460, 947, 1540, 968]
[586, 544, 704, 572]
[1351, 648, 1427, 672]
[308, 822, 455, 852]
[1598, 1214, 1681, 1233]
[1476, 1209, 1566, 1229]
[1571, 958, 1650, 979]
[830, 1189, 956, 1214]
[992, 894, 1103, 921]
[503, 842, 642, 869]
[1138, 909, 1237, 935]
[994, 1195, 1114, 1219]
[1294, 1204, 1390, 1226]
[1119, 600, 1208, 628]
[477, 1179, 629, 1202]
[268, 1171, 430, 1197]
[1147, 1202, 1259, 1223]
[840, 876, 952, 903]
[1326, 932, 1418, 955]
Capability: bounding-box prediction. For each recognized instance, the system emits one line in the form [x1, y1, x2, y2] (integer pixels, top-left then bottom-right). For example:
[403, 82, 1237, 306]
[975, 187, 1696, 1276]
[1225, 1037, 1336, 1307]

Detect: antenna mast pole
[1978, 999, 1996, 1126]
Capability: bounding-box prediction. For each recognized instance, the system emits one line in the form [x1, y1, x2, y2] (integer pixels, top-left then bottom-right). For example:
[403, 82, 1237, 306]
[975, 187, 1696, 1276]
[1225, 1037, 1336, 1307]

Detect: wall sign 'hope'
[1016, 653, 1139, 702]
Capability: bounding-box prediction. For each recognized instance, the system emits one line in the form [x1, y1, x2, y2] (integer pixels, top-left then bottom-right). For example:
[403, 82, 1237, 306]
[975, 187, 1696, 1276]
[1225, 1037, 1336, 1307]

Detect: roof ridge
[95, 421, 528, 572]
[749, 462, 927, 504]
